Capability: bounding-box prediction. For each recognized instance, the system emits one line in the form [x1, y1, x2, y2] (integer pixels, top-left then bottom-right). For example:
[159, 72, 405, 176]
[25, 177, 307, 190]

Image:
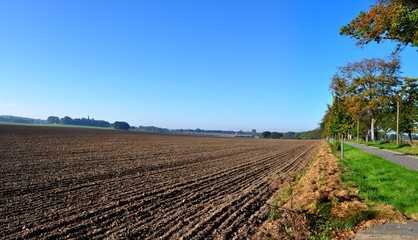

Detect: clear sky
[0, 1, 417, 132]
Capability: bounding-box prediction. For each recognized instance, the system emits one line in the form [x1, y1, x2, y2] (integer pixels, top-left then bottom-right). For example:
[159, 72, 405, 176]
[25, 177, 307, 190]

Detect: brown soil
[254, 140, 405, 240]
[0, 125, 319, 239]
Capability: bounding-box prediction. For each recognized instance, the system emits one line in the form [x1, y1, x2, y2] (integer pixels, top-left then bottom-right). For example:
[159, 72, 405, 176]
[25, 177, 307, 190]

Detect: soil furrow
[0, 125, 319, 239]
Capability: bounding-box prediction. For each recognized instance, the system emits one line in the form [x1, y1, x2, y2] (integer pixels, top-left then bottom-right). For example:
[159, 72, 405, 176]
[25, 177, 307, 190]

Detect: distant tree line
[260, 131, 282, 139]
[113, 121, 130, 130]
[49, 116, 112, 128]
[0, 115, 47, 124]
[133, 127, 323, 139]
[260, 129, 321, 140]
[175, 128, 238, 135]
[47, 116, 130, 130]
[137, 125, 170, 133]
[132, 126, 259, 136]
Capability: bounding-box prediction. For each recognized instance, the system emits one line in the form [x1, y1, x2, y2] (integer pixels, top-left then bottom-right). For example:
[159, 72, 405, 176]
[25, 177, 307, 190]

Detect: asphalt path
[346, 142, 418, 171]
[355, 222, 418, 240]
[346, 142, 418, 239]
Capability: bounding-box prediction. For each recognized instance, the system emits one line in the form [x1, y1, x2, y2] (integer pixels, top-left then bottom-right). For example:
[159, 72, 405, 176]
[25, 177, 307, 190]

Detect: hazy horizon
[1, 1, 417, 132]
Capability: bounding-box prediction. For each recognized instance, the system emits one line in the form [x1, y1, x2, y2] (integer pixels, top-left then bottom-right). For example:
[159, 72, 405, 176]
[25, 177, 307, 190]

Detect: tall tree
[346, 94, 368, 141]
[320, 105, 332, 139]
[113, 121, 130, 130]
[328, 97, 353, 139]
[47, 116, 60, 124]
[261, 131, 272, 138]
[271, 132, 283, 139]
[330, 57, 402, 141]
[329, 72, 354, 139]
[60, 116, 74, 125]
[340, 0, 418, 53]
[400, 77, 418, 144]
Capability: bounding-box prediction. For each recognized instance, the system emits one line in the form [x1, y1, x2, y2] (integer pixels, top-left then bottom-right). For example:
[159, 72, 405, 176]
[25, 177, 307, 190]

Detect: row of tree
[0, 115, 47, 124]
[134, 127, 258, 136]
[260, 129, 321, 140]
[47, 116, 130, 130]
[136, 125, 171, 133]
[321, 58, 417, 144]
[322, 0, 418, 144]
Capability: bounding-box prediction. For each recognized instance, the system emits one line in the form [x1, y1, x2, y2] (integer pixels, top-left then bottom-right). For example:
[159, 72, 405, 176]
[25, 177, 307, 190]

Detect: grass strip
[340, 144, 418, 217]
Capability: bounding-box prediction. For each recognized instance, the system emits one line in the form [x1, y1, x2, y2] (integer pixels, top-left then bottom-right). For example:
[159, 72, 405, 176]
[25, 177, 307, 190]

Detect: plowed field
[0, 125, 318, 239]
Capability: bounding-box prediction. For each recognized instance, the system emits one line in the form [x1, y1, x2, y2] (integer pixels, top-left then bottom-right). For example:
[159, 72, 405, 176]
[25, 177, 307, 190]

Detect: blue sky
[0, 1, 417, 132]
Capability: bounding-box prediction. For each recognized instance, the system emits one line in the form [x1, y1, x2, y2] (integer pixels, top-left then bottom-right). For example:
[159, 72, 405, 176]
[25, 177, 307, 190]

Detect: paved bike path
[346, 142, 418, 171]
[355, 222, 418, 239]
[346, 142, 418, 239]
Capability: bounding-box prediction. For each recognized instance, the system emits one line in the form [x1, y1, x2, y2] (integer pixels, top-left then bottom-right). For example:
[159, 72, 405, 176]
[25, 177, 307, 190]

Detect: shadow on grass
[365, 141, 410, 150]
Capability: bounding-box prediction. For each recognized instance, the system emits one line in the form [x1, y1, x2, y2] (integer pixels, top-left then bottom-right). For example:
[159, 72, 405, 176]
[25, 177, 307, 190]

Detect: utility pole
[396, 99, 400, 146]
[357, 118, 360, 142]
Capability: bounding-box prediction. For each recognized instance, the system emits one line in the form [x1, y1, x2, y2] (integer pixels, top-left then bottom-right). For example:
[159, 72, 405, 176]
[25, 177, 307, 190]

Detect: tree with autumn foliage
[327, 97, 353, 140]
[328, 73, 353, 138]
[324, 57, 402, 142]
[340, 0, 418, 53]
[399, 77, 418, 144]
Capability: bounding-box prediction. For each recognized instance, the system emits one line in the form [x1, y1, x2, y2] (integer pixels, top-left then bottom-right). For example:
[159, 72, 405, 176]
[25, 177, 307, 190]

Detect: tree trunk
[371, 119, 377, 142]
[341, 134, 344, 159]
[383, 130, 388, 141]
[408, 132, 413, 145]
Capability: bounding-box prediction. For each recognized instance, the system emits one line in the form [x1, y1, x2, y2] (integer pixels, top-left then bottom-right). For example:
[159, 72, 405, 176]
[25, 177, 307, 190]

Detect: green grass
[361, 140, 418, 156]
[269, 200, 280, 220]
[340, 144, 418, 217]
[307, 141, 417, 239]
